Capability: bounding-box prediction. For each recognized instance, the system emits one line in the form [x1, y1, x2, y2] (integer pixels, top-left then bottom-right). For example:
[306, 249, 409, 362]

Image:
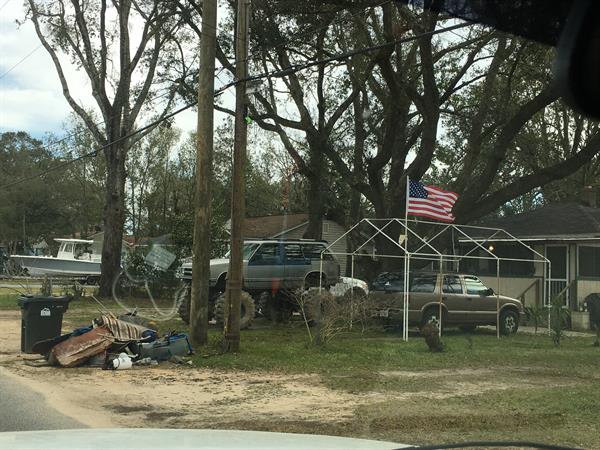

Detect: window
[464, 276, 489, 295]
[459, 243, 535, 277]
[243, 243, 260, 259]
[250, 244, 281, 264]
[443, 275, 463, 294]
[302, 243, 335, 261]
[579, 245, 600, 278]
[411, 275, 436, 293]
[372, 272, 404, 291]
[284, 244, 305, 262]
[64, 243, 73, 254]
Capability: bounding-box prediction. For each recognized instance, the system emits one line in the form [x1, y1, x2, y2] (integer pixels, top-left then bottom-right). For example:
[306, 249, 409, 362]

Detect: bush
[524, 305, 545, 334]
[294, 288, 353, 346]
[549, 296, 570, 346]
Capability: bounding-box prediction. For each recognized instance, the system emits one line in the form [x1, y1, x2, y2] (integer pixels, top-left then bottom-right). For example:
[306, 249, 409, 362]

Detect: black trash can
[18, 295, 72, 353]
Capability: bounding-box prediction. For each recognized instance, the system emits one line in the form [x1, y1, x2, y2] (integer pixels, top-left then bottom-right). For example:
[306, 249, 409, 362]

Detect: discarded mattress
[48, 325, 114, 367]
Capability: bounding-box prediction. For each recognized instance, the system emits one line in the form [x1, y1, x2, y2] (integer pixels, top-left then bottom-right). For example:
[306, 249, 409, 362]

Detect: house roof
[240, 214, 309, 238]
[476, 203, 600, 240]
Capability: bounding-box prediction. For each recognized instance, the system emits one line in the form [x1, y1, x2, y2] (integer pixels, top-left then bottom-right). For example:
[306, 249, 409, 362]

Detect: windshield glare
[1, 1, 598, 449]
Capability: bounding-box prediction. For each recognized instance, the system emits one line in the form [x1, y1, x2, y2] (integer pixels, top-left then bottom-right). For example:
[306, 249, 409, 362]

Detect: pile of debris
[31, 312, 194, 369]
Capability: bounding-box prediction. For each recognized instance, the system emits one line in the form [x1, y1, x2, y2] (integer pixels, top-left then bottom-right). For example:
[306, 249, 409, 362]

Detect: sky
[0, 0, 201, 141]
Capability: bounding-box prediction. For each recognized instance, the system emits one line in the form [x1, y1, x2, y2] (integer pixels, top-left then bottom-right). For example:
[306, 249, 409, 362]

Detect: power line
[1, 1, 388, 154]
[0, 45, 42, 80]
[0, 0, 11, 13]
[0, 21, 473, 191]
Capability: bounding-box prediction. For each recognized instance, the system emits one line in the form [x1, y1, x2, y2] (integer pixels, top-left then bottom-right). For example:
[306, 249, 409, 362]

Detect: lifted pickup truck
[370, 272, 524, 335]
[176, 239, 340, 328]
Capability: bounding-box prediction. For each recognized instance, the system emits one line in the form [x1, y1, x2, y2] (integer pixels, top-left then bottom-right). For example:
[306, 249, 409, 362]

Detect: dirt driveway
[0, 310, 377, 429]
[1, 310, 596, 448]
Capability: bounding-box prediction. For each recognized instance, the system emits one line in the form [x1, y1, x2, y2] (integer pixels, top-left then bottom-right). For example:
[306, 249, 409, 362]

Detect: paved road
[0, 369, 84, 431]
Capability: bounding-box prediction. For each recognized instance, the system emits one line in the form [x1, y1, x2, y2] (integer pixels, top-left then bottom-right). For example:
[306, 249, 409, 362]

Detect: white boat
[10, 238, 101, 278]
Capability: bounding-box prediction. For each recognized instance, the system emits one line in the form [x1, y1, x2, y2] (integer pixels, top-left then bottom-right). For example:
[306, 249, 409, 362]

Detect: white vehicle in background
[329, 276, 369, 298]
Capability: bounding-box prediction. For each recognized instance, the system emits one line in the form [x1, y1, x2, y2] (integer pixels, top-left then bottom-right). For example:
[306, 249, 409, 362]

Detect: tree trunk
[99, 145, 126, 297]
[303, 136, 326, 240]
[303, 173, 324, 240]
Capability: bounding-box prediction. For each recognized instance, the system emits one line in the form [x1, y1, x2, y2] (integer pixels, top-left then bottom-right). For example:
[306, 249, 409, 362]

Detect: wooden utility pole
[224, 0, 250, 352]
[190, 0, 218, 346]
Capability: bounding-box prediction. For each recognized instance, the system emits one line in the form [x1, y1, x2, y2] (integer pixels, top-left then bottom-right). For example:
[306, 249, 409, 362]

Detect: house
[227, 213, 373, 276]
[463, 191, 600, 312]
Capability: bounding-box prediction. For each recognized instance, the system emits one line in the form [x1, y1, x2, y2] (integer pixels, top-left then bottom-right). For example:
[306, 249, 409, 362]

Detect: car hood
[0, 428, 410, 450]
[210, 258, 230, 267]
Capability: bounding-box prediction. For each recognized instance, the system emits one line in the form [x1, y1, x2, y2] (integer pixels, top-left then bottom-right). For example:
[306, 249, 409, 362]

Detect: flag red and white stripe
[407, 179, 458, 222]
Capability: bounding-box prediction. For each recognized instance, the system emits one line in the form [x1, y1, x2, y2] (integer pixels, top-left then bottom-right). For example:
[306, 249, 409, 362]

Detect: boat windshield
[74, 243, 94, 259]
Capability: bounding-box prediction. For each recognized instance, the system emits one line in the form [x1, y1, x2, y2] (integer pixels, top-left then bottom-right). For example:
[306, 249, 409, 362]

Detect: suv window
[411, 275, 436, 293]
[284, 244, 305, 262]
[464, 276, 489, 295]
[250, 243, 282, 265]
[373, 272, 404, 291]
[443, 275, 463, 294]
[301, 243, 334, 261]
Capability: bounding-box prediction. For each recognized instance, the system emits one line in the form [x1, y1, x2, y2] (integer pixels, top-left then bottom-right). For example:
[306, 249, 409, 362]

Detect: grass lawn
[191, 324, 598, 448]
[2, 293, 598, 448]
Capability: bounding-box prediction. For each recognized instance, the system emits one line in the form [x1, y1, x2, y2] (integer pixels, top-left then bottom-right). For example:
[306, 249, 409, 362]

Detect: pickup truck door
[246, 243, 284, 290]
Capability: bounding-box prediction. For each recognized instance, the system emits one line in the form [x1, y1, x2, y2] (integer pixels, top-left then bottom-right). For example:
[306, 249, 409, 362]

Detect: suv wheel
[421, 308, 445, 333]
[499, 309, 519, 335]
[214, 291, 256, 330]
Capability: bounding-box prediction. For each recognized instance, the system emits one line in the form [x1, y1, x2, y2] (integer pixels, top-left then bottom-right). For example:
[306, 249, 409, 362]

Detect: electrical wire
[0, 0, 11, 13]
[0, 45, 42, 80]
[0, 21, 473, 191]
[0, 0, 389, 156]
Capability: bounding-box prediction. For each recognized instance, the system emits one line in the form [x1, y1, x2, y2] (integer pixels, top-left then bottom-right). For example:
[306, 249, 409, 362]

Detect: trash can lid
[18, 295, 72, 308]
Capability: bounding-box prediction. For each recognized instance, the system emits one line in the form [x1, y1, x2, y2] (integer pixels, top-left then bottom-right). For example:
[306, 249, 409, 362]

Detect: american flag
[407, 179, 458, 222]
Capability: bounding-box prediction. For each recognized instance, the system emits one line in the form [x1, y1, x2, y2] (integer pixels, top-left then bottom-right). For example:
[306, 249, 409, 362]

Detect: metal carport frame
[319, 218, 550, 341]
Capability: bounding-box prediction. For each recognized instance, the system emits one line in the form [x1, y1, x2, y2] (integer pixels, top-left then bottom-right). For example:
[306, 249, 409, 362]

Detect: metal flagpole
[404, 177, 410, 342]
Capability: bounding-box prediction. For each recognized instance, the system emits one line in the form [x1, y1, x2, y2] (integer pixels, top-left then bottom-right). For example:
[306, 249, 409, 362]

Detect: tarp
[101, 315, 153, 341]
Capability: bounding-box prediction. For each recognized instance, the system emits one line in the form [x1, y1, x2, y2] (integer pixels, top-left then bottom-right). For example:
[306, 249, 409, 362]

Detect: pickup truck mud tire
[214, 290, 255, 330]
[301, 288, 336, 324]
[499, 309, 519, 335]
[177, 284, 217, 324]
[177, 283, 192, 324]
[258, 291, 293, 323]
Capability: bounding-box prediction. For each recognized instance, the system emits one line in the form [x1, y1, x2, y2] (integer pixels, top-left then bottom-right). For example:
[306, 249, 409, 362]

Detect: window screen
[579, 246, 600, 278]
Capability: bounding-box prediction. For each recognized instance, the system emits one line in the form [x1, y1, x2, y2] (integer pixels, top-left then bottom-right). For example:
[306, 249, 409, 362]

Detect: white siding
[479, 275, 542, 307]
[322, 220, 348, 275]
